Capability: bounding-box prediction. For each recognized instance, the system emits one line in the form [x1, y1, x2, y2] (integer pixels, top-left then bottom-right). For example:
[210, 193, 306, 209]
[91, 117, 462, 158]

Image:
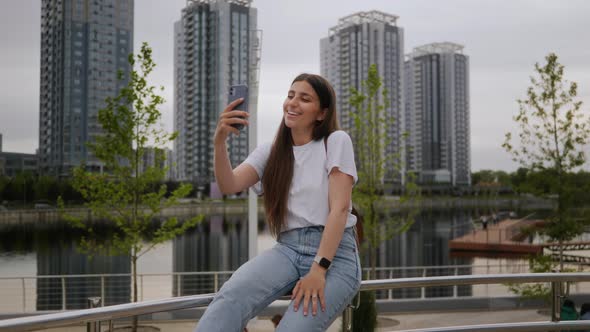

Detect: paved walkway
[383, 308, 548, 331]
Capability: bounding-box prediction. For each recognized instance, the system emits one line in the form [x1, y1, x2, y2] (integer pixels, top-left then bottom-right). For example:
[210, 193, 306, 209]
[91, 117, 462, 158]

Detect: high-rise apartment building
[404, 42, 471, 187]
[38, 0, 134, 176]
[139, 147, 175, 181]
[174, 0, 260, 194]
[320, 11, 405, 193]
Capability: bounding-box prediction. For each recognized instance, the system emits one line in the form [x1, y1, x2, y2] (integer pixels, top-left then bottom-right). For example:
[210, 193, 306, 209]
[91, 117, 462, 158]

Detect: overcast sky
[1, 0, 589, 171]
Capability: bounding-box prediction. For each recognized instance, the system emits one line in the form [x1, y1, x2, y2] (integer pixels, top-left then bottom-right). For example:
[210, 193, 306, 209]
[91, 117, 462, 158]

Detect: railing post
[214, 273, 219, 292]
[86, 297, 101, 332]
[61, 277, 67, 311]
[176, 274, 181, 297]
[551, 280, 562, 322]
[453, 267, 459, 298]
[140, 275, 144, 301]
[421, 269, 426, 299]
[21, 278, 26, 313]
[342, 306, 352, 332]
[388, 270, 393, 300]
[100, 276, 105, 307]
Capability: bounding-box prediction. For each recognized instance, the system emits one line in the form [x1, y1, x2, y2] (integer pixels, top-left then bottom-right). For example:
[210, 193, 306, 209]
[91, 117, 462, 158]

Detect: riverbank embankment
[0, 196, 553, 227]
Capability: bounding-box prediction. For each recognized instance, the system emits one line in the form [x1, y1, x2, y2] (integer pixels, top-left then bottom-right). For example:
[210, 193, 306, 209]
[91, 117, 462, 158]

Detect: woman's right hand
[214, 98, 250, 144]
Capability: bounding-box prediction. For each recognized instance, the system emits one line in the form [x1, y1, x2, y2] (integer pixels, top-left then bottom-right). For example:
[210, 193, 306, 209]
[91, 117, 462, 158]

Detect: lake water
[0, 205, 564, 312]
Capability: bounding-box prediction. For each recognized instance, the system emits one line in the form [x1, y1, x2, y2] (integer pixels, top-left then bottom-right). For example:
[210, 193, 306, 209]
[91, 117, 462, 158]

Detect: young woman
[195, 74, 361, 332]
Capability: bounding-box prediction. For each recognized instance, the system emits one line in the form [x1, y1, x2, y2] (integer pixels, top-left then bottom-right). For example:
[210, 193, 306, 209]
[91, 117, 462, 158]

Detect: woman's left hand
[291, 264, 327, 316]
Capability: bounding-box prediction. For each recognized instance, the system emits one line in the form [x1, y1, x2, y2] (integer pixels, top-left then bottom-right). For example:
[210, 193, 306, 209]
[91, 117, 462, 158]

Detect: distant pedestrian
[561, 298, 579, 320]
[481, 216, 488, 230]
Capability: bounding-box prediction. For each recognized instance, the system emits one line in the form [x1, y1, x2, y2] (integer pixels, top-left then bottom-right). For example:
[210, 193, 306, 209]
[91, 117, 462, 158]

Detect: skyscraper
[320, 11, 405, 193]
[404, 42, 471, 187]
[174, 0, 260, 195]
[38, 0, 134, 176]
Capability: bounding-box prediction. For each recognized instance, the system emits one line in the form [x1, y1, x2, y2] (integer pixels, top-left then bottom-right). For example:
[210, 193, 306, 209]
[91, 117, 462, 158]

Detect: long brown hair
[262, 74, 340, 238]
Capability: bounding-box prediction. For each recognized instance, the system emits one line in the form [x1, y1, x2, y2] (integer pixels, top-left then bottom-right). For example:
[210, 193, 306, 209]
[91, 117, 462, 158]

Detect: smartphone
[228, 84, 248, 130]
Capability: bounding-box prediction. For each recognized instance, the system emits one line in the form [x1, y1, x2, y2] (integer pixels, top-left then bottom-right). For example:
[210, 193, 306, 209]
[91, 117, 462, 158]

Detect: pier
[451, 218, 590, 259]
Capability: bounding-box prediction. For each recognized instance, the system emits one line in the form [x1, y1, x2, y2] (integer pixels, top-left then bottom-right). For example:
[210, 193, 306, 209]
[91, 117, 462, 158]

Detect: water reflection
[0, 223, 131, 310]
[0, 206, 534, 309]
[374, 209, 475, 298]
[36, 241, 130, 310]
[173, 215, 249, 296]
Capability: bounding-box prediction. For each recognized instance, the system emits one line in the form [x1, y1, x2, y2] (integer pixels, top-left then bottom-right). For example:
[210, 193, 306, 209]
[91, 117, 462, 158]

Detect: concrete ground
[383, 308, 548, 331]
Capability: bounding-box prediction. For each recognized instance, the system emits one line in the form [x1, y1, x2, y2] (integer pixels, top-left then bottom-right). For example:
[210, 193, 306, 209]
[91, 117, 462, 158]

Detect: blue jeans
[195, 226, 361, 332]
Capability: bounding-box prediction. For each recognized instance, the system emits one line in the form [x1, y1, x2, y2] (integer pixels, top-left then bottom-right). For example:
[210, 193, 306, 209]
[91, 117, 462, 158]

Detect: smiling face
[283, 80, 327, 133]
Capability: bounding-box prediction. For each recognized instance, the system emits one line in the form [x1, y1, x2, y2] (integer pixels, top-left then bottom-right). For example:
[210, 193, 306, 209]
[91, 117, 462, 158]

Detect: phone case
[228, 85, 248, 130]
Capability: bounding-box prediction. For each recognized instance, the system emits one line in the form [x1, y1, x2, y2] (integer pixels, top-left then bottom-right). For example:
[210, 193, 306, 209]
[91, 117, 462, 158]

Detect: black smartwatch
[313, 255, 332, 270]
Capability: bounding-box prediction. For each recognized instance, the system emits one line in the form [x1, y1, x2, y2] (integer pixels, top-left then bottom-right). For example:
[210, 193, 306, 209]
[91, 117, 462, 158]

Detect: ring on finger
[312, 294, 318, 299]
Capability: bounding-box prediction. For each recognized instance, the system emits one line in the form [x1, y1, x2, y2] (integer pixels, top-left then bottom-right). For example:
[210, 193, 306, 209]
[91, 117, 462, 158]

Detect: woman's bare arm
[291, 167, 354, 316]
[214, 143, 260, 194]
[213, 98, 259, 194]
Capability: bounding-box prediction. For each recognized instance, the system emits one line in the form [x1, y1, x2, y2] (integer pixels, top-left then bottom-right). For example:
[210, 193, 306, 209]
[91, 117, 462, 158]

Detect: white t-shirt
[243, 130, 358, 232]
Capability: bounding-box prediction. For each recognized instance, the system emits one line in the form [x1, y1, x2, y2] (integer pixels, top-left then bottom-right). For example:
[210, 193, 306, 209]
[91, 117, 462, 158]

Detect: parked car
[0, 205, 7, 211]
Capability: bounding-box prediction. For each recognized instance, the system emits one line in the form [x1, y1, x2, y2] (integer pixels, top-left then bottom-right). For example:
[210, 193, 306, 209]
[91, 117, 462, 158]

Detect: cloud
[1, 0, 590, 171]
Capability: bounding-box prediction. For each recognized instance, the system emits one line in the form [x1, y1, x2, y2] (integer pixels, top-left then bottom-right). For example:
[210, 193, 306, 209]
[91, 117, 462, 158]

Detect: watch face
[319, 257, 331, 269]
[314, 255, 332, 269]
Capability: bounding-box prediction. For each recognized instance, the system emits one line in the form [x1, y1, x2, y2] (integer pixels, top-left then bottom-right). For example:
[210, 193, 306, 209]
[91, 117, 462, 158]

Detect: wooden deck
[449, 219, 545, 255]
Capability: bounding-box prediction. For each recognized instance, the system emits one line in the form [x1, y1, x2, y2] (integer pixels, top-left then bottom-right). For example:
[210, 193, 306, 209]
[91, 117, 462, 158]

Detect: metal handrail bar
[0, 294, 216, 332]
[396, 320, 590, 332]
[371, 263, 531, 272]
[0, 271, 235, 280]
[1, 272, 590, 331]
[360, 272, 590, 291]
[0, 263, 540, 280]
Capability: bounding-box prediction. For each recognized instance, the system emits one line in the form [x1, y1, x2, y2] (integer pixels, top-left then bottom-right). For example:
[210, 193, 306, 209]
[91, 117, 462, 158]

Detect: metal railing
[400, 320, 590, 332]
[1, 263, 551, 313]
[458, 228, 532, 244]
[0, 204, 251, 225]
[2, 272, 590, 332]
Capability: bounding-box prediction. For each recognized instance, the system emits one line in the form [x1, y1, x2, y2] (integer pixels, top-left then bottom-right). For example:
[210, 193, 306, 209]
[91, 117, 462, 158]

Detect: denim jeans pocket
[331, 250, 361, 291]
[336, 228, 357, 254]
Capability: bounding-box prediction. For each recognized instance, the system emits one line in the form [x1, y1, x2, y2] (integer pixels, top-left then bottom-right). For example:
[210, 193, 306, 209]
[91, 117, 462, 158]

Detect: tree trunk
[132, 253, 138, 332]
[370, 202, 377, 280]
[369, 242, 376, 280]
[559, 239, 564, 272]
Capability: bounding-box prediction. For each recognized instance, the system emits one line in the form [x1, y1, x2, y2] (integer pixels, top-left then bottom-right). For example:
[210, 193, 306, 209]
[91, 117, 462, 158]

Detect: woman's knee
[195, 295, 248, 331]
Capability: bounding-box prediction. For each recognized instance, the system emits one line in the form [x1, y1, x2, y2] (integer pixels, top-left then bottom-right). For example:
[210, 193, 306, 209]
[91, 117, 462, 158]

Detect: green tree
[566, 171, 590, 209]
[503, 53, 590, 271]
[348, 64, 420, 331]
[5, 172, 34, 205]
[510, 167, 529, 194]
[472, 170, 511, 187]
[472, 169, 495, 185]
[506, 254, 572, 306]
[0, 175, 8, 202]
[33, 175, 57, 202]
[61, 43, 201, 331]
